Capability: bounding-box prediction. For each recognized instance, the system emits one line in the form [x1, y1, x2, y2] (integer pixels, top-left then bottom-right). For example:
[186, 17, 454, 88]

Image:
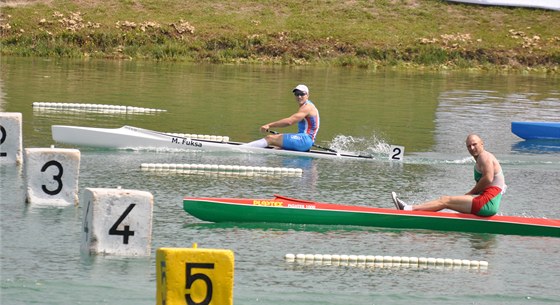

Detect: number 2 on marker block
[0, 125, 7, 157]
[390, 145, 405, 161]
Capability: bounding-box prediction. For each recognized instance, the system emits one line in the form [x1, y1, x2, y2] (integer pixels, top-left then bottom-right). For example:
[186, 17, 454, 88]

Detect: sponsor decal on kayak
[171, 137, 202, 147]
[253, 200, 284, 207]
[287, 203, 316, 209]
[252, 200, 316, 209]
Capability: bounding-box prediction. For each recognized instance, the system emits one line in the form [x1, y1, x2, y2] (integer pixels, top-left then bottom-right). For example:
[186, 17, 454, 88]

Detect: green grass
[1, 0, 559, 71]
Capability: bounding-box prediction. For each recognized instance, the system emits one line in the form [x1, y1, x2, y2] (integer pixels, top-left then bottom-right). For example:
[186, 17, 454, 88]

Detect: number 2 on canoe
[390, 145, 405, 161]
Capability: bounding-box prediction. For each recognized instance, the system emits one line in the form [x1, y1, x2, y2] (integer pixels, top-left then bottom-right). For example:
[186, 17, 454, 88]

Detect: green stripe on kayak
[183, 199, 560, 238]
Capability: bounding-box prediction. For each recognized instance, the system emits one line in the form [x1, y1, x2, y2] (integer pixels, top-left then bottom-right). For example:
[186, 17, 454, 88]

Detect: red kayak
[183, 195, 560, 238]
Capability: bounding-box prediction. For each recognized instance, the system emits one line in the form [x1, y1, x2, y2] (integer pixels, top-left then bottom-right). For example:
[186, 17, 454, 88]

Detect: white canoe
[445, 0, 560, 11]
[51, 125, 373, 160]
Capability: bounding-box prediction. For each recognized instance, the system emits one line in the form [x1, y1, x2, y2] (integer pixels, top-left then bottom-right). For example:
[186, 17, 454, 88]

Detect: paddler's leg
[265, 133, 283, 148]
[471, 187, 502, 216]
[244, 134, 283, 148]
[409, 195, 474, 213]
[280, 134, 312, 151]
[244, 138, 268, 148]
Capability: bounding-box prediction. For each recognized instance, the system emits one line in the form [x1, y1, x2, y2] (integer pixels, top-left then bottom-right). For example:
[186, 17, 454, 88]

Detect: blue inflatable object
[511, 122, 560, 140]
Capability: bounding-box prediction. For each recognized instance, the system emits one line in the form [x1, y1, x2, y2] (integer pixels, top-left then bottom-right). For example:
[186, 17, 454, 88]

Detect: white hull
[51, 125, 372, 160]
[446, 0, 560, 11]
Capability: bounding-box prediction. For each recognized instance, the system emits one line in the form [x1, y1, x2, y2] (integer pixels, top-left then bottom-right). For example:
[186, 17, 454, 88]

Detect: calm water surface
[1, 57, 560, 304]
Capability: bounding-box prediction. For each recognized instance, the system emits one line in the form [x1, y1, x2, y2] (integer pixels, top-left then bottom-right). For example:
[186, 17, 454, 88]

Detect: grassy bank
[1, 0, 559, 72]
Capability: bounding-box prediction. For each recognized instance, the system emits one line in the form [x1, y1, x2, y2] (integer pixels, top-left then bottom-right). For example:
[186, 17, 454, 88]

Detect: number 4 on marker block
[389, 145, 405, 161]
[109, 203, 136, 244]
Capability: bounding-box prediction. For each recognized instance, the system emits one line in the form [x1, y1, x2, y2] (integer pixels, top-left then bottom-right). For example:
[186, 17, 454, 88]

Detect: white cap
[292, 84, 309, 94]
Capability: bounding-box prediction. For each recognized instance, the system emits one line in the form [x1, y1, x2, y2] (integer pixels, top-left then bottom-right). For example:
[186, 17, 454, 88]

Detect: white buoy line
[285, 253, 488, 269]
[140, 163, 303, 176]
[165, 133, 230, 143]
[32, 102, 166, 113]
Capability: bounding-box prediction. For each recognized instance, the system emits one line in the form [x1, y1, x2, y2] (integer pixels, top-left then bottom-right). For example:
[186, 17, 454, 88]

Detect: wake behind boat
[51, 125, 373, 160]
[183, 195, 560, 238]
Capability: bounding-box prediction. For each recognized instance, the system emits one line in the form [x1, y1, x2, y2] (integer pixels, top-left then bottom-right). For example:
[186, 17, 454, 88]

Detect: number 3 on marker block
[389, 145, 405, 161]
[41, 160, 64, 195]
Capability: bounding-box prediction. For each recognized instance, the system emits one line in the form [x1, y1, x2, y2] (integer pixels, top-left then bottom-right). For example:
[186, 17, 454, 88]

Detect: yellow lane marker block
[157, 244, 234, 305]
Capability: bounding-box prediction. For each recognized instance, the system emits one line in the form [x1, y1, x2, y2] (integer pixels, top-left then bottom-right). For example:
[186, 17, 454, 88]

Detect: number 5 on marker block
[157, 246, 234, 305]
[389, 145, 405, 161]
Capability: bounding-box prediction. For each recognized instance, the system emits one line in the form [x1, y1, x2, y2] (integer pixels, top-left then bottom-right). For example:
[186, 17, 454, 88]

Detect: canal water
[1, 57, 559, 304]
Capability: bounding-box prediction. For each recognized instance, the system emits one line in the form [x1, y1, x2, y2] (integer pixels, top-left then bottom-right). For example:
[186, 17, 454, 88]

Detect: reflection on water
[435, 88, 560, 155]
[1, 57, 560, 305]
[2, 57, 443, 152]
[467, 234, 498, 252]
[512, 139, 560, 154]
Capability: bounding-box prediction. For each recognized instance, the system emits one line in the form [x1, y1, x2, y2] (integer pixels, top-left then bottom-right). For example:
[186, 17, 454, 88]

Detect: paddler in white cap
[244, 84, 320, 151]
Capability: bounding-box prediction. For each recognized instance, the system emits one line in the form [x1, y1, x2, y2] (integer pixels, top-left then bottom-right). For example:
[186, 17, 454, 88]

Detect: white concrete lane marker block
[24, 147, 80, 206]
[389, 145, 405, 161]
[0, 112, 23, 165]
[81, 188, 153, 256]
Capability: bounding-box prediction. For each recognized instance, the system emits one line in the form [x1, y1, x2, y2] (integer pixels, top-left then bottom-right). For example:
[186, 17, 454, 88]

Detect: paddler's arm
[260, 107, 310, 132]
[466, 152, 495, 195]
